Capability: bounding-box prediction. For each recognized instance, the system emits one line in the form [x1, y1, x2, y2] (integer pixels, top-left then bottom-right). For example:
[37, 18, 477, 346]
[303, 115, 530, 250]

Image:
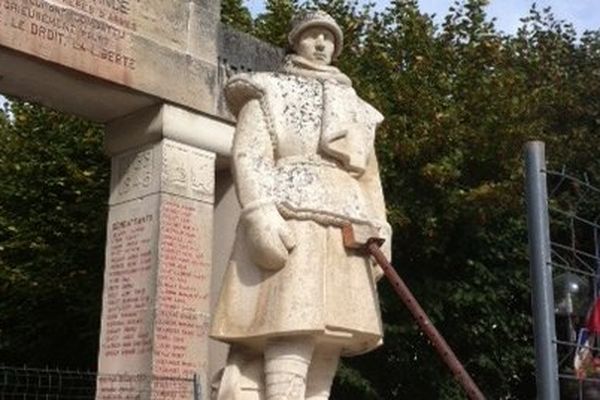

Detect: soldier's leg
[214, 345, 265, 400]
[264, 336, 315, 400]
[305, 345, 341, 400]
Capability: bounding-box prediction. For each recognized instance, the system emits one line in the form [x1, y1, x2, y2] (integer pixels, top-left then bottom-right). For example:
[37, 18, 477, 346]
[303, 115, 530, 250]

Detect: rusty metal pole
[367, 241, 486, 400]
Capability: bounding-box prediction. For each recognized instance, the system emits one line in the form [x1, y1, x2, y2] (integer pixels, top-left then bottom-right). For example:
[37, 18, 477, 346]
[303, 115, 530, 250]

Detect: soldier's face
[294, 26, 336, 65]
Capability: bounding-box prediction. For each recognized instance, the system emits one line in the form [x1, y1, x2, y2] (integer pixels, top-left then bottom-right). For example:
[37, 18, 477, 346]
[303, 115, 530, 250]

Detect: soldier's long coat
[210, 62, 390, 356]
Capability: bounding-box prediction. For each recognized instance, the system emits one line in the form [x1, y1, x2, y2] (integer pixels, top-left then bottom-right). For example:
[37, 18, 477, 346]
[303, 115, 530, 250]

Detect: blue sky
[245, 0, 600, 35]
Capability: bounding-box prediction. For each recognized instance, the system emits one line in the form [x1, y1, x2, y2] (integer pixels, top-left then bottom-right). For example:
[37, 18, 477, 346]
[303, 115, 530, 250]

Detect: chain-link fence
[526, 141, 600, 399]
[0, 365, 201, 399]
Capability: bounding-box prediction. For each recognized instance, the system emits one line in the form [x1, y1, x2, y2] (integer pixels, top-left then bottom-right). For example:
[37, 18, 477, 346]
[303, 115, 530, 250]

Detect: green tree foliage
[220, 0, 254, 33]
[347, 2, 537, 397]
[0, 1, 598, 398]
[253, 0, 300, 48]
[0, 101, 108, 368]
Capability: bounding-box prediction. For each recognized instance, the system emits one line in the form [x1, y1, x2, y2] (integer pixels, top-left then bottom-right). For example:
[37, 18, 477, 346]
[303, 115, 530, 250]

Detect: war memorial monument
[0, 2, 391, 399]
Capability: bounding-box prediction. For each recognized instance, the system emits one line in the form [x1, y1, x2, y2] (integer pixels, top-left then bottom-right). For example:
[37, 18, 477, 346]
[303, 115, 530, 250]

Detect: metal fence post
[525, 141, 560, 399]
[193, 373, 200, 400]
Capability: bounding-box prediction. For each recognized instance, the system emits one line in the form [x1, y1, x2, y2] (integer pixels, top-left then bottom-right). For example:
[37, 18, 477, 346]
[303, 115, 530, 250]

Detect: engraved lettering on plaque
[0, 0, 138, 71]
[102, 212, 155, 360]
[153, 197, 210, 379]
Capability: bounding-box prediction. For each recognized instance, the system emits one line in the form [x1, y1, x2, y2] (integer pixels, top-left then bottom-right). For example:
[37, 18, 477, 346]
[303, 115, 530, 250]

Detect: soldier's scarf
[279, 54, 352, 87]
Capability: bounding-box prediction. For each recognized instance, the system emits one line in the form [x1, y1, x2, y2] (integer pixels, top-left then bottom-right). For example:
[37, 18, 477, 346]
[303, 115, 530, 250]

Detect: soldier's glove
[242, 203, 296, 271]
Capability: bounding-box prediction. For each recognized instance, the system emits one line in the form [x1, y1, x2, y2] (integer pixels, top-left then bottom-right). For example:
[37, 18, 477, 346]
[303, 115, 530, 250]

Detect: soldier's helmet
[288, 10, 344, 59]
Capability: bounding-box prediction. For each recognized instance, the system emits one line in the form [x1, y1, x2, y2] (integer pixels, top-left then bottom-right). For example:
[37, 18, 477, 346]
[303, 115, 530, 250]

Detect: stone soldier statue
[211, 10, 391, 400]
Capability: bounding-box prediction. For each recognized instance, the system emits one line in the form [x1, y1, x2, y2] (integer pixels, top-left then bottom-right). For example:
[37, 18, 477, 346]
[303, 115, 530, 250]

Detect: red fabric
[587, 298, 600, 334]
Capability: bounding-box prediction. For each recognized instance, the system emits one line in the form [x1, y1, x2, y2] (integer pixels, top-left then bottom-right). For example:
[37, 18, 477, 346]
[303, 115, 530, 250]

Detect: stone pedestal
[96, 105, 235, 399]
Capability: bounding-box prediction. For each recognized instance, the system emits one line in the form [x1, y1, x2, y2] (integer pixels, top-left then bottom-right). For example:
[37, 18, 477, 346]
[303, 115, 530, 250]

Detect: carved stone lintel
[104, 104, 234, 159]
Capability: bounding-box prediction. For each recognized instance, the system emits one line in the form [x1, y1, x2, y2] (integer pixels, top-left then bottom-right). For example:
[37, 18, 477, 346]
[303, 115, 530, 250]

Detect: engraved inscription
[101, 198, 210, 380]
[153, 198, 211, 378]
[0, 0, 137, 70]
[158, 199, 209, 313]
[97, 375, 152, 400]
[101, 212, 154, 360]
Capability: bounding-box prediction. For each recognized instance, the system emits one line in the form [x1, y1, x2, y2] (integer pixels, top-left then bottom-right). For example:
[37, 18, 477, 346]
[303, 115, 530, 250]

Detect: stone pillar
[96, 105, 234, 400]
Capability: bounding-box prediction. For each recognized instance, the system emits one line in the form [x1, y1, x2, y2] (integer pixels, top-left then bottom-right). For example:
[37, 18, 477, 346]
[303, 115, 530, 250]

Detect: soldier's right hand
[242, 204, 296, 271]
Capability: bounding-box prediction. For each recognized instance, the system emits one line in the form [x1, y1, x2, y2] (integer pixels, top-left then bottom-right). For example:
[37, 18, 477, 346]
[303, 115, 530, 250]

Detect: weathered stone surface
[209, 170, 239, 380]
[98, 139, 216, 399]
[104, 104, 234, 162]
[216, 25, 284, 117]
[98, 196, 158, 374]
[210, 11, 391, 400]
[102, 107, 239, 397]
[0, 0, 283, 122]
[108, 139, 215, 205]
[0, 0, 217, 76]
[0, 0, 218, 120]
[0, 47, 156, 122]
[217, 25, 284, 74]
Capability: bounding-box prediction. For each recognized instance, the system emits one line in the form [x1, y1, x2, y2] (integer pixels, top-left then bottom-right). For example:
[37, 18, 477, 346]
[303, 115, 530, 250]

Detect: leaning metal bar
[367, 242, 486, 400]
[525, 141, 560, 399]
